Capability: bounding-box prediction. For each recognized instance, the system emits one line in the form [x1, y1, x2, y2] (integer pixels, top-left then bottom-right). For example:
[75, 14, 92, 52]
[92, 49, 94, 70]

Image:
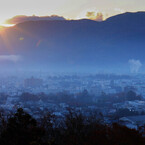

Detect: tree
[126, 91, 137, 101]
[0, 108, 44, 145]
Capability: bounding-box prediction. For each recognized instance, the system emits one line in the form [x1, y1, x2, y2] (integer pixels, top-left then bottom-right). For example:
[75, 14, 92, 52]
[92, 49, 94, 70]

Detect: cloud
[0, 55, 22, 62]
[128, 59, 142, 73]
[114, 8, 125, 13]
[86, 12, 103, 21]
[5, 15, 66, 24]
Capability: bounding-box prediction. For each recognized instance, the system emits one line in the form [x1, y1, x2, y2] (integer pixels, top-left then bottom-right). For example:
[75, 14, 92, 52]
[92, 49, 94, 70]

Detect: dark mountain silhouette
[0, 12, 145, 73]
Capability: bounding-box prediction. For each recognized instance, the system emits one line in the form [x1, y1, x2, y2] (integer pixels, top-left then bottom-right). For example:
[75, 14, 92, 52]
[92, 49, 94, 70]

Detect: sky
[0, 0, 145, 25]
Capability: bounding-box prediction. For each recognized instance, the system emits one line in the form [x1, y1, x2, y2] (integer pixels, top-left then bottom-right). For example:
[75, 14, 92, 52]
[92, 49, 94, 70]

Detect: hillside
[0, 12, 145, 73]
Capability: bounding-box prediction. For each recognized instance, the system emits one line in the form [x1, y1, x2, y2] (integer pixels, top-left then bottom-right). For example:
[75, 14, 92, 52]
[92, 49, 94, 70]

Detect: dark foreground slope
[0, 108, 144, 145]
[1, 12, 145, 73]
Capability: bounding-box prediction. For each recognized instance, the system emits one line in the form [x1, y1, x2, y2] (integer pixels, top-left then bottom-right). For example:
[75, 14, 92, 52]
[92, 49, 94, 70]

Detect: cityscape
[0, 73, 145, 132]
[0, 0, 145, 144]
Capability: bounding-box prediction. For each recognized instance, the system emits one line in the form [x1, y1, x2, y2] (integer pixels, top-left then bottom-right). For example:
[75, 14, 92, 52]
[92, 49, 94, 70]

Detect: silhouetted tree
[0, 108, 45, 145]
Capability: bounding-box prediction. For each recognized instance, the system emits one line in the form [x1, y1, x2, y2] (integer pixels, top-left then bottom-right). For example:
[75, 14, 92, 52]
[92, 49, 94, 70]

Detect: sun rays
[0, 23, 44, 54]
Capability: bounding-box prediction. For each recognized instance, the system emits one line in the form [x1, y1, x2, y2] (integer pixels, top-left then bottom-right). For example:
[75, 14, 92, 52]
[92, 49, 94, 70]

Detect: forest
[0, 108, 144, 145]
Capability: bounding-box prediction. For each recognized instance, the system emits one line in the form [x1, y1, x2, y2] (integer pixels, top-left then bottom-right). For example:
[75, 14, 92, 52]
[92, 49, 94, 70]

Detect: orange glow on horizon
[1, 24, 15, 27]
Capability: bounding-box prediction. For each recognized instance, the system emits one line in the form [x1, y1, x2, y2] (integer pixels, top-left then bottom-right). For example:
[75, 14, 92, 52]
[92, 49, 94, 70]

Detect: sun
[0, 18, 14, 28]
[0, 24, 15, 27]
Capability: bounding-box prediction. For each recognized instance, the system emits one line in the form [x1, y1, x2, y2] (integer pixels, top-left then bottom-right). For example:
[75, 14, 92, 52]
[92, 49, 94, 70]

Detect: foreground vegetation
[0, 108, 144, 145]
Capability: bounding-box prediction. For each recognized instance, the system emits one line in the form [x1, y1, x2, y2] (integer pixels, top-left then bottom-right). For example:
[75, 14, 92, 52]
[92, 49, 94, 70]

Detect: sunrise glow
[0, 0, 144, 26]
[0, 1, 145, 144]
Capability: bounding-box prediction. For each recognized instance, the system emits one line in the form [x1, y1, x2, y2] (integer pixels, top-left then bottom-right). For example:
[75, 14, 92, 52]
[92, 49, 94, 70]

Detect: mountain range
[0, 12, 145, 73]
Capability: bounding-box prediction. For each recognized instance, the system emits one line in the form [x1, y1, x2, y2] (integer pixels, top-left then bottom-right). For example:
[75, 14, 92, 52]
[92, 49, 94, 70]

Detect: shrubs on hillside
[0, 108, 144, 145]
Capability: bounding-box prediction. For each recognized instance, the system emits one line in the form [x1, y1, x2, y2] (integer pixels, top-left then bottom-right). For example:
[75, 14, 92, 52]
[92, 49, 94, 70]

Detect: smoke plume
[128, 59, 142, 73]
